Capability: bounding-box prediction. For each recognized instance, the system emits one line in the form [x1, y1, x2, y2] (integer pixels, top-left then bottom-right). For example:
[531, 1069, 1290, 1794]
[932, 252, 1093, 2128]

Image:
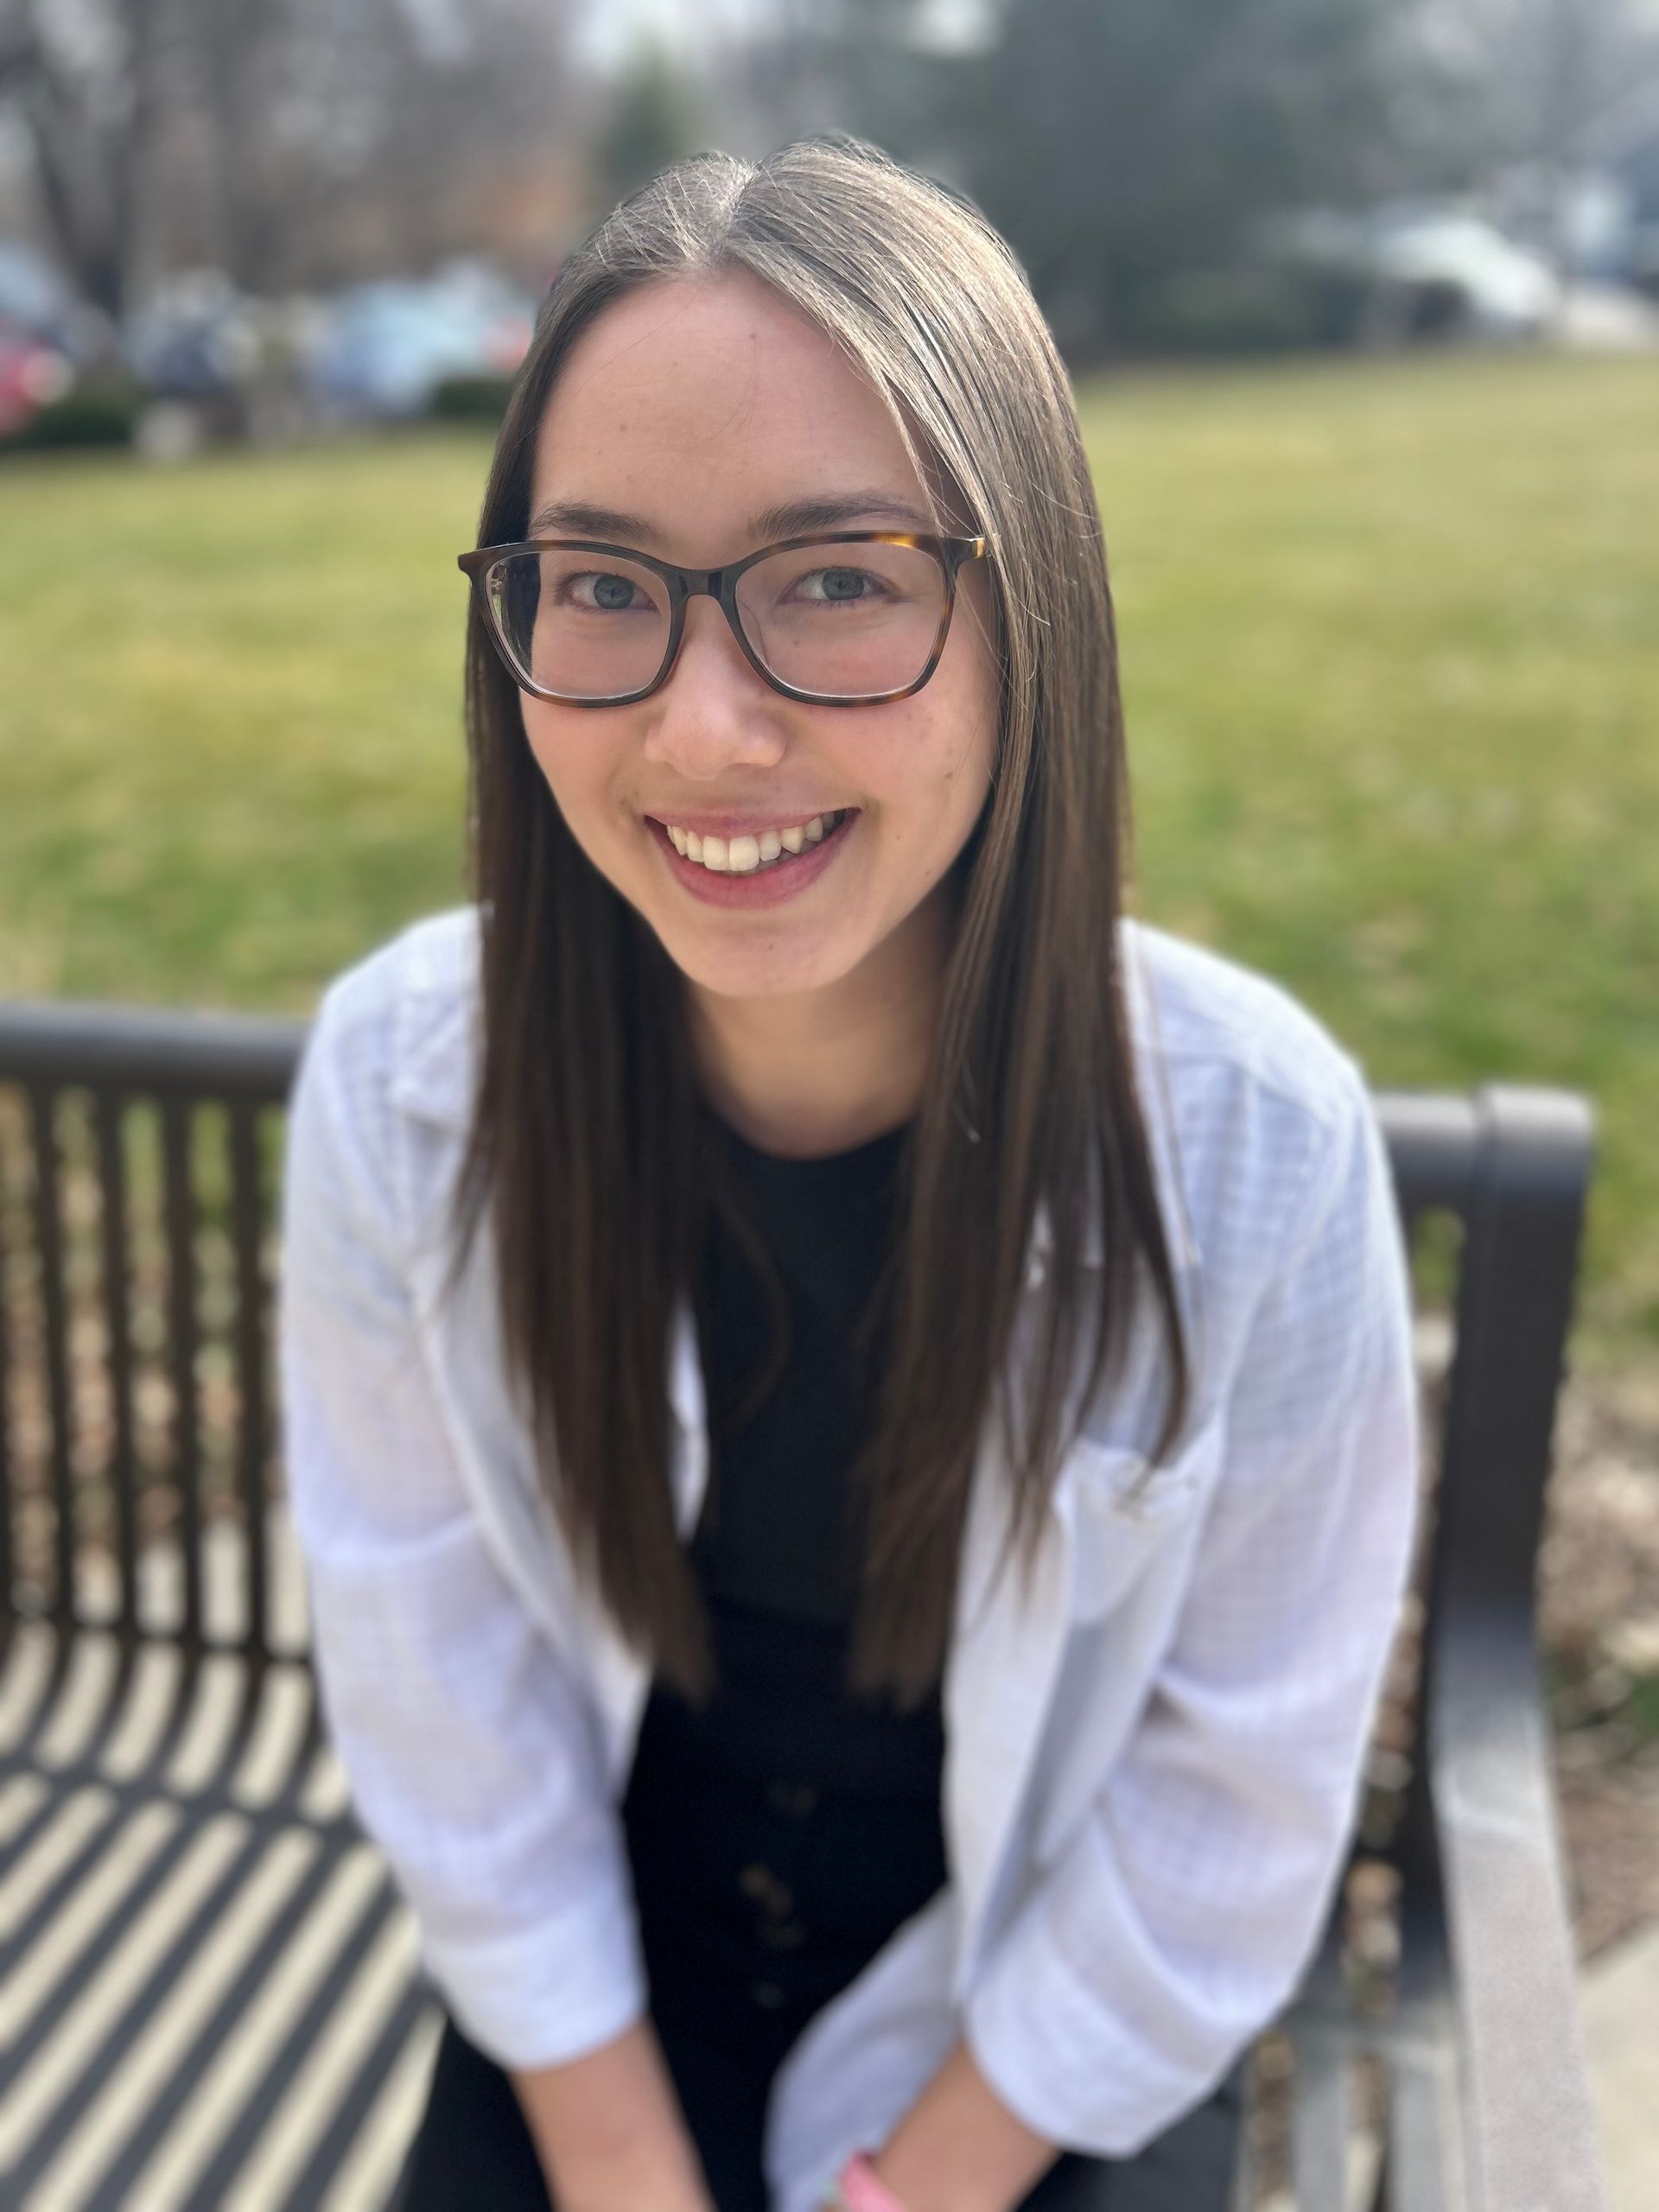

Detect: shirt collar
[388, 981, 478, 1129]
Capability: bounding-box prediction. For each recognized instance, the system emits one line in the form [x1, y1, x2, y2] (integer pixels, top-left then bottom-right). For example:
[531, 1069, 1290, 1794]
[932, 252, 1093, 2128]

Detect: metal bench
[0, 1000, 1605, 2209]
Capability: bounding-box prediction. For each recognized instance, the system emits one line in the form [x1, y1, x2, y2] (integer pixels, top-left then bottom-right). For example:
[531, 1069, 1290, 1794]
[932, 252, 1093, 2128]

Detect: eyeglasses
[456, 530, 989, 708]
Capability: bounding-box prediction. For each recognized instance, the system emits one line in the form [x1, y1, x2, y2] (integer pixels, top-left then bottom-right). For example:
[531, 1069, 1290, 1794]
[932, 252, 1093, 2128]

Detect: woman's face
[518, 271, 1000, 1004]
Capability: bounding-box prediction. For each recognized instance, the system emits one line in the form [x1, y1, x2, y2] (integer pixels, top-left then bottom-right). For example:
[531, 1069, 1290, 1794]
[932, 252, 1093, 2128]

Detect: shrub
[2, 378, 143, 453]
[429, 373, 516, 423]
[1140, 263, 1370, 355]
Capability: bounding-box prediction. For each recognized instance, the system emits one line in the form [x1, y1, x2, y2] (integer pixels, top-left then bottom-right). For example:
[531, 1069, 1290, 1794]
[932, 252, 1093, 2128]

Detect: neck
[687, 886, 952, 1159]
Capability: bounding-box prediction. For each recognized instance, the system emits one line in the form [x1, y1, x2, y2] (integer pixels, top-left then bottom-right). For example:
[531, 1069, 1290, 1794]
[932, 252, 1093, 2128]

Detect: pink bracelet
[830, 2149, 910, 2211]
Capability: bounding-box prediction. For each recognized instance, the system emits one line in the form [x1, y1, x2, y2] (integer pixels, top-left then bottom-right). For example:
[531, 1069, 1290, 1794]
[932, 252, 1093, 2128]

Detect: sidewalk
[1581, 1919, 1659, 2212]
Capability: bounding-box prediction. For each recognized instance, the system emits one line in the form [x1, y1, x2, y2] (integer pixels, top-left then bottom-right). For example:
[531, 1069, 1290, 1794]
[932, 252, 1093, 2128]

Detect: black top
[693, 1116, 904, 1627]
[620, 1111, 950, 2064]
[662, 1110, 948, 1798]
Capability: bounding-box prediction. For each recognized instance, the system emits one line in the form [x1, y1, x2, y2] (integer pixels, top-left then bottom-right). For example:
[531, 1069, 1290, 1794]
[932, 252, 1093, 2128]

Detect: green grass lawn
[2, 350, 1655, 1353]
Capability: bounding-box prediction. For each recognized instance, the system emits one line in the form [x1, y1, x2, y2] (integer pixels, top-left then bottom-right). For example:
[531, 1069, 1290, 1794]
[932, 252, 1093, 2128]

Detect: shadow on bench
[0, 1001, 1606, 2209]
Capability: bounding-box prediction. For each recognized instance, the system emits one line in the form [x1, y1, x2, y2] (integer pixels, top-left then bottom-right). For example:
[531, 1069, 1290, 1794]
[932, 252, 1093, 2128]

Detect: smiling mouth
[650, 810, 854, 876]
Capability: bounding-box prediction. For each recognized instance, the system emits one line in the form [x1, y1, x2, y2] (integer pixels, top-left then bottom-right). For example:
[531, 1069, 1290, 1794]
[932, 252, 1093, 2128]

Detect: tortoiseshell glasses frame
[455, 530, 990, 709]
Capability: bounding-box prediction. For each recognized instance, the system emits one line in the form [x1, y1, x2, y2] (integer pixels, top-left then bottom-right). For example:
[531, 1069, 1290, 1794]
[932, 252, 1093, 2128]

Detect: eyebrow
[524, 491, 937, 547]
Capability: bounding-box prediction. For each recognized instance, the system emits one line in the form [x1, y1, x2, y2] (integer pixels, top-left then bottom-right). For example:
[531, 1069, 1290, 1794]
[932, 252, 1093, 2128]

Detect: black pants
[389, 2004, 1247, 2212]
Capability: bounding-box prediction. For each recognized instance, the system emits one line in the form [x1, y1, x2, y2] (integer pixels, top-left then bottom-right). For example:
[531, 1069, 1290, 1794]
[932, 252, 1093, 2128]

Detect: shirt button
[766, 1781, 819, 1816]
[738, 1863, 793, 1916]
[759, 1918, 806, 1949]
[750, 1979, 785, 2009]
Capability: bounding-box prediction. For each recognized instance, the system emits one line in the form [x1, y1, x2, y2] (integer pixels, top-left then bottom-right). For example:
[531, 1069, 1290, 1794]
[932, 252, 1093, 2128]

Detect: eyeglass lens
[486, 540, 949, 701]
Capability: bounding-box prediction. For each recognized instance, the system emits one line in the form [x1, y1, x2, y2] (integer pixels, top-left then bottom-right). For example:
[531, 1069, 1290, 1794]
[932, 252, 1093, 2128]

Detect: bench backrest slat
[25, 1080, 79, 1630]
[231, 1096, 274, 1658]
[93, 1083, 143, 1630]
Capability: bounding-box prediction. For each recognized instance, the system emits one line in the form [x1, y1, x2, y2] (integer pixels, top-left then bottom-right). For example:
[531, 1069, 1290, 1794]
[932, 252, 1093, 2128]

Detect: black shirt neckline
[711, 1113, 913, 1179]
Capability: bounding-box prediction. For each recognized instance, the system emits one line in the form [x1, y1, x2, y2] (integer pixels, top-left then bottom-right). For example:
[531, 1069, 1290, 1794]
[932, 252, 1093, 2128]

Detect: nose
[641, 595, 787, 779]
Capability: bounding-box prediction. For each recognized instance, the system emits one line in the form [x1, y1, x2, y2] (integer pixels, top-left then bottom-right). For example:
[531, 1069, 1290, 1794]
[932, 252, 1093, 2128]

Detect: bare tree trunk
[0, 0, 169, 320]
[195, 0, 288, 294]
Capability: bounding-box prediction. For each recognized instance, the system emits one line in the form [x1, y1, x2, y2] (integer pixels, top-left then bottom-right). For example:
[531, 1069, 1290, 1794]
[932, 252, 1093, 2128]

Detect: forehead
[530, 274, 929, 554]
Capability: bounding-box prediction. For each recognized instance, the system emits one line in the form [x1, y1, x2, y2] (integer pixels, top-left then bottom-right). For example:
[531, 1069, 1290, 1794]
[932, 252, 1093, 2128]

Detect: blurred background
[1, 0, 1656, 1994]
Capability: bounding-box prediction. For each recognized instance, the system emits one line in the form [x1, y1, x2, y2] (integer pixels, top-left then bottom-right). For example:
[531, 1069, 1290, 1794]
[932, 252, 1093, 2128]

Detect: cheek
[868, 698, 995, 880]
[925, 655, 999, 830]
[931, 572, 1000, 768]
[520, 702, 621, 831]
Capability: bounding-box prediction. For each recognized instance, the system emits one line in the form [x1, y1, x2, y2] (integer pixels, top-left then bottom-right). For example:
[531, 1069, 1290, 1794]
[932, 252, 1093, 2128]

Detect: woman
[278, 138, 1419, 2212]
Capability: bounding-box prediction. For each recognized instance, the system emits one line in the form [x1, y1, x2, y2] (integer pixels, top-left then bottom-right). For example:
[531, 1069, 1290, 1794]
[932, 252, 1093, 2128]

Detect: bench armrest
[1419, 1085, 1605, 2212]
[1430, 1610, 1606, 2212]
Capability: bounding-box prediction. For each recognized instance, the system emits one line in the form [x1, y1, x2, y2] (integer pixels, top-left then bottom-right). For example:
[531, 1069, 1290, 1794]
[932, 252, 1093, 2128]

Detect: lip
[645, 809, 857, 908]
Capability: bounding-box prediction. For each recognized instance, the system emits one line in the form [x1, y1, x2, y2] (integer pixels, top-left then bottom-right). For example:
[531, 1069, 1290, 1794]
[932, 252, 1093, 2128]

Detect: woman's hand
[510, 2017, 716, 2212]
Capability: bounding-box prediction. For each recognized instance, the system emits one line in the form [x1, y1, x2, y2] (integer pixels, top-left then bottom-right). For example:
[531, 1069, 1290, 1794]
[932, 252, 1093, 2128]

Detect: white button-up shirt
[276, 904, 1419, 2212]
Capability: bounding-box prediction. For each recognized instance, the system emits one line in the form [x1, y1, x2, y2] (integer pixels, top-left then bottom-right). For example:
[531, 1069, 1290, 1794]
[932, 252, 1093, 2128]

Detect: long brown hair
[443, 136, 1190, 1712]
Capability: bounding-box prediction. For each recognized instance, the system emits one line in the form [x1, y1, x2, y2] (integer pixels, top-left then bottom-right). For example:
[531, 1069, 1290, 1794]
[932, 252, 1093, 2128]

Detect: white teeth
[664, 810, 849, 874]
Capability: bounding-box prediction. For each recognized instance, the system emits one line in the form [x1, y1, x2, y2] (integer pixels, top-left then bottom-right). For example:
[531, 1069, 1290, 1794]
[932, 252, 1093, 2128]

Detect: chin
[663, 927, 863, 1001]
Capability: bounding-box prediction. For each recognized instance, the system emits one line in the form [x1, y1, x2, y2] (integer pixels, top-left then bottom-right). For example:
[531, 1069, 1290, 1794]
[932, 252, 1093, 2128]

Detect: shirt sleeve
[963, 1059, 1421, 2155]
[276, 973, 647, 2073]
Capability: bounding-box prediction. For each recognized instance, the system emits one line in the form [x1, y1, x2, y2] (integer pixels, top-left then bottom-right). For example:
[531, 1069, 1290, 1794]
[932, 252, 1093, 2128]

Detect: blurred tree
[950, 0, 1424, 356]
[594, 38, 708, 207]
[182, 0, 346, 295]
[813, 0, 952, 147]
[1419, 0, 1659, 265]
[342, 0, 582, 279]
[0, 0, 170, 317]
[714, 0, 963, 153]
[0, 0, 582, 308]
[1426, 0, 1659, 165]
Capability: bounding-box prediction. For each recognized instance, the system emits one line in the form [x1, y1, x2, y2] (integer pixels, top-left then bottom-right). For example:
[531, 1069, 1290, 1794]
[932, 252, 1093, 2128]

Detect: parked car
[122, 270, 262, 398]
[307, 259, 535, 421]
[1367, 212, 1561, 338]
[0, 242, 115, 364]
[0, 323, 74, 439]
[1270, 202, 1564, 344]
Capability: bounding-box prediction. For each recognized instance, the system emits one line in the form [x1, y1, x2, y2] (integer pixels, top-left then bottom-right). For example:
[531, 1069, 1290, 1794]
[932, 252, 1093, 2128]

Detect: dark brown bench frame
[0, 1000, 1605, 2209]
